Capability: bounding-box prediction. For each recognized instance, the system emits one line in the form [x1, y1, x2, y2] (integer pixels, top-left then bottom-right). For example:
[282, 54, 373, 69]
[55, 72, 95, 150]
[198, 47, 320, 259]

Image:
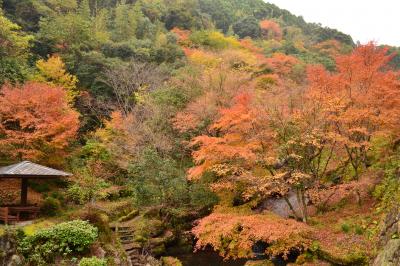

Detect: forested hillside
[1, 1, 400, 266]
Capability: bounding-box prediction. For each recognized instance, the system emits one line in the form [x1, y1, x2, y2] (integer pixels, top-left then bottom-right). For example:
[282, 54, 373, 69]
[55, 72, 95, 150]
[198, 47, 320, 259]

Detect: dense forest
[1, 0, 400, 265]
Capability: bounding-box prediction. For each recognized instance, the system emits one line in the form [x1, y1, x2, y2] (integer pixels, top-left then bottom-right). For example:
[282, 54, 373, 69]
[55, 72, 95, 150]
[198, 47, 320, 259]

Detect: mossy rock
[143, 206, 163, 218]
[118, 209, 139, 222]
[152, 243, 167, 256]
[165, 236, 193, 255]
[316, 248, 369, 265]
[245, 260, 274, 266]
[139, 218, 165, 238]
[373, 239, 400, 266]
[161, 256, 183, 266]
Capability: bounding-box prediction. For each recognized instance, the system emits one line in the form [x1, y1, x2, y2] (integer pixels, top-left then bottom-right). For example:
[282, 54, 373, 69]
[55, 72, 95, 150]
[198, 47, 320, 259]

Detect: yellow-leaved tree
[34, 55, 79, 102]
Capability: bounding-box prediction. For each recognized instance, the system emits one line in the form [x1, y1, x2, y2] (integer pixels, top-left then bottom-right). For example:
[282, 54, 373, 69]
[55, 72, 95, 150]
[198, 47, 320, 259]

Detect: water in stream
[177, 251, 289, 266]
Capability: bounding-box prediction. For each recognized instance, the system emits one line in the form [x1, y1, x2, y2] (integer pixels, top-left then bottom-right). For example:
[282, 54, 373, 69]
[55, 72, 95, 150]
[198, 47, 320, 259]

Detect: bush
[40, 197, 61, 216]
[161, 256, 183, 266]
[67, 183, 90, 204]
[341, 222, 351, 233]
[190, 30, 240, 50]
[29, 181, 50, 193]
[79, 256, 107, 266]
[19, 220, 98, 265]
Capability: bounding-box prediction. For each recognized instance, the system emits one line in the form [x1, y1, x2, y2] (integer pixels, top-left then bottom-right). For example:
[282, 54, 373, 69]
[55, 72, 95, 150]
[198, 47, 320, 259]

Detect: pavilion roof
[0, 161, 72, 178]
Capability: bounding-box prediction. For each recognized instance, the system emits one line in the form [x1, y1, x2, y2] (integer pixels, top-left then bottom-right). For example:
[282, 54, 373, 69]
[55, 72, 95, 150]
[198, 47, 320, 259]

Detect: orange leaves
[259, 20, 282, 40]
[306, 43, 400, 177]
[187, 93, 271, 180]
[0, 82, 79, 163]
[171, 27, 191, 46]
[312, 40, 342, 57]
[192, 211, 311, 259]
[265, 53, 299, 76]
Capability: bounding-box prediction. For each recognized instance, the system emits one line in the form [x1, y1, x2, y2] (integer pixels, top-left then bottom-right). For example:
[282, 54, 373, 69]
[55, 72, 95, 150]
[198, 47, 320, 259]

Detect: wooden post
[5, 207, 8, 225]
[21, 178, 28, 206]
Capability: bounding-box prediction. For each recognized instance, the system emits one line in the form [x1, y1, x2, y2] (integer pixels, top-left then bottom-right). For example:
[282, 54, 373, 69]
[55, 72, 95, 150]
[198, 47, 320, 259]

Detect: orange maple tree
[192, 210, 311, 259]
[306, 43, 400, 178]
[187, 92, 272, 180]
[259, 19, 282, 40]
[0, 82, 80, 163]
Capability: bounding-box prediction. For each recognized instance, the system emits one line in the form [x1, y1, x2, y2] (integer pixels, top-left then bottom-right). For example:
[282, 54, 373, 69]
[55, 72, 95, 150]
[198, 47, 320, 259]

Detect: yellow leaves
[34, 55, 79, 103]
[207, 31, 241, 48]
[0, 12, 33, 58]
[187, 49, 222, 68]
[255, 74, 280, 90]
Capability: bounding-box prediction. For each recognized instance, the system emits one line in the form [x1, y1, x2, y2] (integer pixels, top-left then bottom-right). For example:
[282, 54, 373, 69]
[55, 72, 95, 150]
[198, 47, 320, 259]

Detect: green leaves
[19, 220, 98, 265]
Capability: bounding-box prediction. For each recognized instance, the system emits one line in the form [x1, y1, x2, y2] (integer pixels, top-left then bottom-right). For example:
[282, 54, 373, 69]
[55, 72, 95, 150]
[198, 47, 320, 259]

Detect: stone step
[128, 249, 140, 255]
[119, 235, 133, 240]
[120, 239, 134, 245]
[123, 242, 142, 251]
[116, 226, 134, 231]
[120, 235, 134, 240]
[118, 231, 134, 236]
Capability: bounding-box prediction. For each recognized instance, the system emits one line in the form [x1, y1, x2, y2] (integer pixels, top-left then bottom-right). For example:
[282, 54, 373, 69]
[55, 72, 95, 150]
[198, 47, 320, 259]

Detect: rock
[244, 260, 274, 266]
[7, 255, 22, 266]
[151, 243, 167, 257]
[119, 209, 140, 222]
[373, 239, 400, 266]
[378, 208, 400, 245]
[373, 207, 400, 265]
[150, 230, 175, 247]
[95, 247, 106, 259]
[161, 256, 183, 266]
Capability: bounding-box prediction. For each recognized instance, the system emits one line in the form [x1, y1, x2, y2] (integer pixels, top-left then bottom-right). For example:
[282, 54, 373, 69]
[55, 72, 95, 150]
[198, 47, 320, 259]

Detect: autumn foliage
[192, 210, 311, 259]
[306, 43, 400, 177]
[183, 43, 400, 258]
[0, 82, 79, 163]
[259, 19, 282, 40]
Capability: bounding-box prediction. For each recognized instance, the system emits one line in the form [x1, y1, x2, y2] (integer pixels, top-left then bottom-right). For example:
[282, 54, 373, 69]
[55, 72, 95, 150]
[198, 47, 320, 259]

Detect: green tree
[0, 9, 32, 84]
[232, 16, 261, 39]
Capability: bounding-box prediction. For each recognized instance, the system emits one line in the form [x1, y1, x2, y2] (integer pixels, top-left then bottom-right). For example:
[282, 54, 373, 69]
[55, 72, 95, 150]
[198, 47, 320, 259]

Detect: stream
[176, 251, 291, 266]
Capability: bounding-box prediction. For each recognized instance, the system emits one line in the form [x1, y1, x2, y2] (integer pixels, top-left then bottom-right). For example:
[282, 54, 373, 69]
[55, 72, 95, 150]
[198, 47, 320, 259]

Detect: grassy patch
[23, 220, 55, 236]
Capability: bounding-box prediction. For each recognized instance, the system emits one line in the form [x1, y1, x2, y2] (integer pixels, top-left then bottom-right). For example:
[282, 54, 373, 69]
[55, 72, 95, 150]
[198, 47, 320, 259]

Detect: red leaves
[0, 82, 79, 162]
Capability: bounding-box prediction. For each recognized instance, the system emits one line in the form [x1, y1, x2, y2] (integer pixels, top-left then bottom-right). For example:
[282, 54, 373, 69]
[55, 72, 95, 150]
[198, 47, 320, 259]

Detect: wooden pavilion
[0, 161, 71, 224]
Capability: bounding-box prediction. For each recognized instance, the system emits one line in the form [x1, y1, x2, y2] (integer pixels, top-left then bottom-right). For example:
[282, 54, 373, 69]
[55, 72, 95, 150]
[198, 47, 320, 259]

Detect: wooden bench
[9, 206, 40, 221]
[0, 207, 19, 224]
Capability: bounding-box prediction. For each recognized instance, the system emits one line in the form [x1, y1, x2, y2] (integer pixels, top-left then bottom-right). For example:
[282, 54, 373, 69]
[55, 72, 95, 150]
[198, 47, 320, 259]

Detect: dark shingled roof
[0, 161, 72, 178]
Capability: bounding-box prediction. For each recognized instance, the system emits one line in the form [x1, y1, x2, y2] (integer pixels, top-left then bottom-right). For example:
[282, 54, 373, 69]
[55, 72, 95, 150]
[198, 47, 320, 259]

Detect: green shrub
[79, 256, 107, 266]
[29, 181, 50, 193]
[19, 220, 98, 265]
[161, 256, 183, 266]
[341, 222, 351, 233]
[67, 183, 89, 204]
[40, 197, 61, 216]
[354, 225, 364, 235]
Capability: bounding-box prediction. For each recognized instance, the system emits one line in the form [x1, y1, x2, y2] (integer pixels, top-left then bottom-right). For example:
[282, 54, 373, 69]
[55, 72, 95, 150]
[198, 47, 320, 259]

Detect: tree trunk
[300, 188, 308, 223]
[283, 195, 300, 221]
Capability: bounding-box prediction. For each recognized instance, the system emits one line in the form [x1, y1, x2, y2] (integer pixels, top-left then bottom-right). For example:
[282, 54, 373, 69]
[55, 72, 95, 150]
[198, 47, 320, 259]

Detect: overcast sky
[266, 0, 400, 46]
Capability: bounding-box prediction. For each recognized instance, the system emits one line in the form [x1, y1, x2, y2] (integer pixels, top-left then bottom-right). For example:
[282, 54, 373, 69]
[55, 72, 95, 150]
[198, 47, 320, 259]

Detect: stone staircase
[113, 225, 159, 266]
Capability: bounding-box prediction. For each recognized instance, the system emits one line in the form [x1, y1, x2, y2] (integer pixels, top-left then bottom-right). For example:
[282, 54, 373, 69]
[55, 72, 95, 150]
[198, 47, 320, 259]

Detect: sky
[266, 0, 400, 46]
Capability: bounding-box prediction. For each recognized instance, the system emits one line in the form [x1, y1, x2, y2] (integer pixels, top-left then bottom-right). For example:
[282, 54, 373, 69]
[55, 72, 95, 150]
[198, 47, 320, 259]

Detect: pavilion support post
[21, 178, 28, 206]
